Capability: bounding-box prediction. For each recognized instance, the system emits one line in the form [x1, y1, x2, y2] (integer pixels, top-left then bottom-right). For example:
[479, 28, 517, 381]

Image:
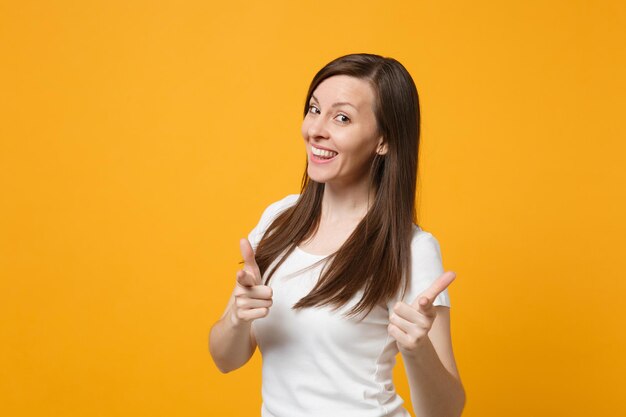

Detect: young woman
[209, 53, 465, 417]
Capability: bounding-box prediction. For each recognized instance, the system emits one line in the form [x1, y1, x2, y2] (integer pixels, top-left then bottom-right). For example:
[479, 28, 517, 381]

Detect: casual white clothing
[248, 194, 451, 417]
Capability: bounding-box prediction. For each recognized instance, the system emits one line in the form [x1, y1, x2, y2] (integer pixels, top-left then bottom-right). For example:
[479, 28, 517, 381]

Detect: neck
[320, 177, 376, 224]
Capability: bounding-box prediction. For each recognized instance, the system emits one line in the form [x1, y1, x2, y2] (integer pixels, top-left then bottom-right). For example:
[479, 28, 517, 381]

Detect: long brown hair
[254, 53, 421, 320]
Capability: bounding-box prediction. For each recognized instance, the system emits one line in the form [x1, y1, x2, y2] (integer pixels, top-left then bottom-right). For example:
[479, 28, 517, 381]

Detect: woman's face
[301, 75, 386, 188]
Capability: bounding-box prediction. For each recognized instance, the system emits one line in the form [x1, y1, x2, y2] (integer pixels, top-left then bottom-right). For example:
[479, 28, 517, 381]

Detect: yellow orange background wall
[1, 1, 625, 416]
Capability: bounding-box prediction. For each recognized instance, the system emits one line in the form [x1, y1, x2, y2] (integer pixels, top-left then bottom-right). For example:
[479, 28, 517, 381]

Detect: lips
[311, 145, 338, 159]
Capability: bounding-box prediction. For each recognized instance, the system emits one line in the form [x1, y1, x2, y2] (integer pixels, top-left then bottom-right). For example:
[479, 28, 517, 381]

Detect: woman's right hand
[230, 238, 273, 327]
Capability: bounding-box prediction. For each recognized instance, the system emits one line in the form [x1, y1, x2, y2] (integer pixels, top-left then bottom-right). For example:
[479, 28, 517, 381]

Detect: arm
[401, 306, 465, 417]
[388, 271, 465, 417]
[208, 239, 272, 373]
[208, 287, 258, 373]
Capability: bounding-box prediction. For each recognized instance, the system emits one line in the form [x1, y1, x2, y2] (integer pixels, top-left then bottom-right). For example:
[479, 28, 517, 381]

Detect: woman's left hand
[388, 271, 456, 355]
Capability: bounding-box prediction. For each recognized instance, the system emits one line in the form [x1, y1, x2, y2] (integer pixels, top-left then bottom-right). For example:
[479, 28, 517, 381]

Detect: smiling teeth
[312, 147, 338, 158]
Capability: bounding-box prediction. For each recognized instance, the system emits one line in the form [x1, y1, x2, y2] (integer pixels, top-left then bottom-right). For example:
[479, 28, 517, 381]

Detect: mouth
[310, 145, 338, 162]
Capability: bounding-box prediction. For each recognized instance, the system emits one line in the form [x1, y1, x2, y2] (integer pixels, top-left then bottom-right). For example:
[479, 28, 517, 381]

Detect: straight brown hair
[254, 53, 421, 320]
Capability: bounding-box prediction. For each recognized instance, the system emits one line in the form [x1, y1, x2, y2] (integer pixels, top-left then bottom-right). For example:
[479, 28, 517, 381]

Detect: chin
[307, 174, 329, 184]
[307, 168, 331, 184]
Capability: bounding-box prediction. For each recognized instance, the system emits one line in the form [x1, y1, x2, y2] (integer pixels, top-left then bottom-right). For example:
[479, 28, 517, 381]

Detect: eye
[307, 105, 350, 124]
[335, 114, 350, 124]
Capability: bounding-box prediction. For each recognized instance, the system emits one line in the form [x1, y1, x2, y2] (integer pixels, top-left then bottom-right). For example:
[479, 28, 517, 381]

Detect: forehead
[311, 75, 375, 109]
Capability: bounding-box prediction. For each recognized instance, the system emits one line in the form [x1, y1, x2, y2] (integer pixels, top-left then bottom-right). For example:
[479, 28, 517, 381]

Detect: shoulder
[410, 225, 443, 261]
[259, 193, 300, 222]
[248, 194, 300, 249]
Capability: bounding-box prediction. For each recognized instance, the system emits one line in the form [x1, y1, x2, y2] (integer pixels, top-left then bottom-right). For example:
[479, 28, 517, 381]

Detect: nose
[307, 114, 330, 140]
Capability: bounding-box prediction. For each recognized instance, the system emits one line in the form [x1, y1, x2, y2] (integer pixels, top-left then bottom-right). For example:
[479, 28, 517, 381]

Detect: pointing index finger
[418, 271, 456, 304]
[236, 269, 256, 288]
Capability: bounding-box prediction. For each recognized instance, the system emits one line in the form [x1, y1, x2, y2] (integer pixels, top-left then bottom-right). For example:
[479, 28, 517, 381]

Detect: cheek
[337, 138, 376, 163]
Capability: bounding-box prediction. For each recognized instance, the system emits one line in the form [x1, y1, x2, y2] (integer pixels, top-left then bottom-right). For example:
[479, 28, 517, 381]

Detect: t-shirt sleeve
[387, 229, 451, 310]
[247, 194, 300, 252]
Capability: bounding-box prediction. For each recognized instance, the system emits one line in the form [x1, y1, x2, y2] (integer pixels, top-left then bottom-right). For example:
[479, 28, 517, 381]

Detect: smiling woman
[209, 53, 466, 417]
[303, 75, 386, 188]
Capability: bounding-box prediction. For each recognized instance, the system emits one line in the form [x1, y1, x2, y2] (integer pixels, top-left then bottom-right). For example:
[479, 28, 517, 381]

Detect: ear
[376, 136, 388, 155]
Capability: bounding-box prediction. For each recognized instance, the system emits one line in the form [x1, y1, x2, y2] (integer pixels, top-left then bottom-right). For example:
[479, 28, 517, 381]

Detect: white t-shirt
[248, 194, 451, 417]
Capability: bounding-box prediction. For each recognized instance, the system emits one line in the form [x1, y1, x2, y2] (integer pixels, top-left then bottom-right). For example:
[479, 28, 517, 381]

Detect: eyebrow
[311, 95, 358, 112]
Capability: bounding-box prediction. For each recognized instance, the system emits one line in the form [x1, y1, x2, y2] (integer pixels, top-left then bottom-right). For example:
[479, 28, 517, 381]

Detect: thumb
[416, 295, 435, 318]
[239, 238, 262, 284]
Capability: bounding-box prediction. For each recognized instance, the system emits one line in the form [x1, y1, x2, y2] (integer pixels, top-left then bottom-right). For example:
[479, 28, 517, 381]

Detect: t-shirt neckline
[294, 245, 330, 258]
